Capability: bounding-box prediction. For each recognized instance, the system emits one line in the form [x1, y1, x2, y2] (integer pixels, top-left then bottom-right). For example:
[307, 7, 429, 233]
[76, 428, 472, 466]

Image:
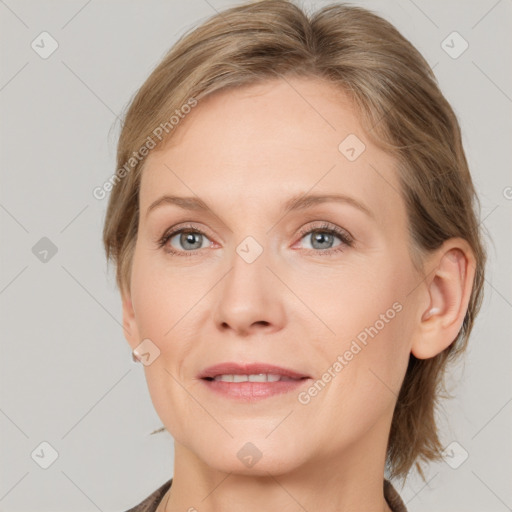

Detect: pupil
[312, 231, 332, 249]
[182, 232, 202, 249]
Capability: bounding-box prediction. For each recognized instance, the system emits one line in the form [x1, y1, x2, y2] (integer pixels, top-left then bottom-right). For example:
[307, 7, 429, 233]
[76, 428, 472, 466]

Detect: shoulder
[384, 479, 408, 512]
[124, 478, 173, 512]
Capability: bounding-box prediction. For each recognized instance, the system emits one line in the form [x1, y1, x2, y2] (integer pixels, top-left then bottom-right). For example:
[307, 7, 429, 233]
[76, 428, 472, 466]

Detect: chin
[191, 435, 309, 477]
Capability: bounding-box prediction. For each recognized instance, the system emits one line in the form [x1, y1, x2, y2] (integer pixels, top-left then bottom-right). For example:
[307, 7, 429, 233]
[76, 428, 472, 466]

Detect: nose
[213, 248, 286, 337]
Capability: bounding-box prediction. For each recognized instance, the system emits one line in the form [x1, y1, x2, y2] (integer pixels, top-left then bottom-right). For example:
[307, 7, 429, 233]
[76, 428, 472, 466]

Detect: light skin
[121, 76, 475, 512]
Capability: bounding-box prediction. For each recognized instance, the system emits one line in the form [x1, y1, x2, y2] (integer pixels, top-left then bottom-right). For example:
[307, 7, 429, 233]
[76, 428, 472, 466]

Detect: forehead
[139, 77, 403, 226]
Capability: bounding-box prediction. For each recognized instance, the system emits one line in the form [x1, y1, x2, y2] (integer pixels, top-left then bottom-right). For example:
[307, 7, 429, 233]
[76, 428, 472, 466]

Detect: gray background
[1, 0, 511, 510]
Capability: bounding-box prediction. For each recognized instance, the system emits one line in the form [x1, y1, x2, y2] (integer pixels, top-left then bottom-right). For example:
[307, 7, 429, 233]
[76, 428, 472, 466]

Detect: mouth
[198, 362, 311, 401]
[204, 373, 304, 382]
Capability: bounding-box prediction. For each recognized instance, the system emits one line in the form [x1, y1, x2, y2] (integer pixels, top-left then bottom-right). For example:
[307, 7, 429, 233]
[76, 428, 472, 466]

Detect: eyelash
[156, 222, 354, 257]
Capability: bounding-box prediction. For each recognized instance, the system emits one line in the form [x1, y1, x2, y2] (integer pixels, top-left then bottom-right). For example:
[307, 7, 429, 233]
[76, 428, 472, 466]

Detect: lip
[198, 362, 311, 401]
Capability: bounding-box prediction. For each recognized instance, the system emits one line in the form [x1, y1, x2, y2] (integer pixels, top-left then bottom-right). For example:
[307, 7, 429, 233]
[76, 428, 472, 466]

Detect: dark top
[125, 478, 408, 512]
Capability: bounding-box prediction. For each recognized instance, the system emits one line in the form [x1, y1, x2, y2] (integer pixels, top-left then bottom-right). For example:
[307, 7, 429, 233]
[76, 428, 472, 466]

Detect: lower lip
[201, 378, 310, 401]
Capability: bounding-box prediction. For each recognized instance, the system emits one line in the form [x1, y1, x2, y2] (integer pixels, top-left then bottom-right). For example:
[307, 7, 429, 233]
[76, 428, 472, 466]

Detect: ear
[411, 238, 476, 359]
[121, 289, 140, 352]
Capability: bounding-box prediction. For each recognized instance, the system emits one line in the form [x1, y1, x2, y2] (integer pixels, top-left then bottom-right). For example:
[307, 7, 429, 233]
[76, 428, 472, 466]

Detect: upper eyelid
[297, 222, 352, 239]
[164, 221, 347, 237]
[163, 222, 221, 244]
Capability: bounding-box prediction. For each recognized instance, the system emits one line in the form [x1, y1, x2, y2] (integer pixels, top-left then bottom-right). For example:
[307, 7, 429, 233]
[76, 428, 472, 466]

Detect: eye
[156, 221, 354, 257]
[157, 224, 212, 256]
[295, 222, 353, 255]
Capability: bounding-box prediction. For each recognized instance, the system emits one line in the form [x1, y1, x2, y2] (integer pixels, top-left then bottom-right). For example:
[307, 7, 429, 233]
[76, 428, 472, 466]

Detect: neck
[159, 418, 394, 512]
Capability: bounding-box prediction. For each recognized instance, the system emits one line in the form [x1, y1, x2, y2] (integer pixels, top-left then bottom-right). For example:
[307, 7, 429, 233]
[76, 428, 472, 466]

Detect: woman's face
[123, 77, 425, 475]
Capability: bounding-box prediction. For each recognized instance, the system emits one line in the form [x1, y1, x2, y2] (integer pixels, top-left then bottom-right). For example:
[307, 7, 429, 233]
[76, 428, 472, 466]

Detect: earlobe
[411, 240, 476, 360]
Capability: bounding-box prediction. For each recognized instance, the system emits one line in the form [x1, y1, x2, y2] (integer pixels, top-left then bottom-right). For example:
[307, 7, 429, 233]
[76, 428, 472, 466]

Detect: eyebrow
[146, 193, 375, 220]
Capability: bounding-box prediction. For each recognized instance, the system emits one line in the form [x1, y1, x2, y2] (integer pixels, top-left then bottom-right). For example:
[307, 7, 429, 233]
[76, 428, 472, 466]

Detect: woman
[102, 1, 486, 511]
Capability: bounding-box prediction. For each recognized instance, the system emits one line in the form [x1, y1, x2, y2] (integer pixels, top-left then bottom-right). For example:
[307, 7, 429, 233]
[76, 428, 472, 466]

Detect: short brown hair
[103, 0, 486, 480]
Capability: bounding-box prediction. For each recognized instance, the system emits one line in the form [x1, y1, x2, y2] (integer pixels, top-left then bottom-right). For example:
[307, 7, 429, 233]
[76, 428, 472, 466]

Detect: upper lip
[198, 362, 310, 380]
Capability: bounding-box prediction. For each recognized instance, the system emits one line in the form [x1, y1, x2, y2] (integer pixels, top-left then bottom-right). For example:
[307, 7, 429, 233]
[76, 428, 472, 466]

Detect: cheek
[306, 301, 409, 449]
[298, 257, 405, 344]
[143, 367, 198, 450]
[130, 249, 197, 338]
[323, 298, 408, 396]
[308, 257, 411, 403]
[129, 251, 206, 440]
